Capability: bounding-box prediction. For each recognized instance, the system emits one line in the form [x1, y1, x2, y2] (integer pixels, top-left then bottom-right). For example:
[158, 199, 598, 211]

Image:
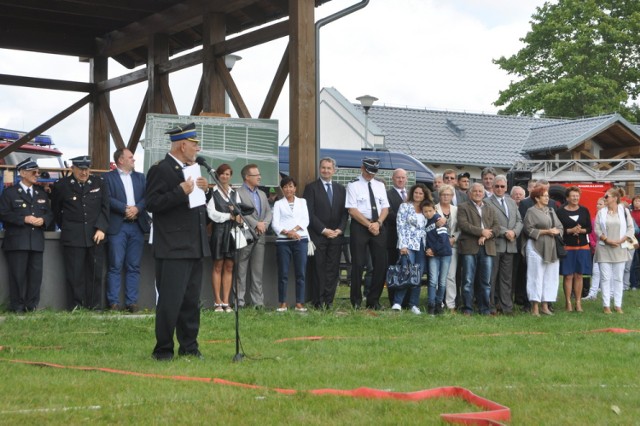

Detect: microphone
[195, 156, 213, 172]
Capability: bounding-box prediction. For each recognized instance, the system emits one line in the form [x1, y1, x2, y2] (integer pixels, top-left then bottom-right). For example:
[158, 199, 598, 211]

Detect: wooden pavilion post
[89, 56, 109, 169]
[148, 34, 170, 115]
[288, 0, 317, 190]
[202, 13, 226, 115]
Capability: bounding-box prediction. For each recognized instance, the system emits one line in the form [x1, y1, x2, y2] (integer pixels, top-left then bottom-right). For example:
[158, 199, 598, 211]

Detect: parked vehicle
[278, 146, 435, 187]
[0, 128, 66, 193]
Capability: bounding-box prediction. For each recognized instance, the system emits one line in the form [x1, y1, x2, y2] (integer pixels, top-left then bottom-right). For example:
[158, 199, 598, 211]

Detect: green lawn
[1, 286, 639, 425]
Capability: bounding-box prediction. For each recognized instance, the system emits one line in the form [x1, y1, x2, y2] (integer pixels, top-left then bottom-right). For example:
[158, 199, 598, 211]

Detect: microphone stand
[198, 159, 258, 362]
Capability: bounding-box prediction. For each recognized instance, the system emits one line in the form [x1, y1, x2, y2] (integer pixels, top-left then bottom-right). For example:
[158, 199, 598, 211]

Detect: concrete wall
[0, 232, 302, 311]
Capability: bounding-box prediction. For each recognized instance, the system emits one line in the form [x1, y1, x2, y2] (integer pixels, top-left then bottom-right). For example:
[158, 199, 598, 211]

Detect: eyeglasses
[494, 184, 506, 188]
[248, 174, 261, 177]
[443, 176, 456, 181]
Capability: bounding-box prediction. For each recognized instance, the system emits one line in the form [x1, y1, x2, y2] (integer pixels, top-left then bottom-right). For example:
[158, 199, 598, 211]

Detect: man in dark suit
[486, 175, 522, 315]
[303, 157, 348, 309]
[52, 155, 109, 310]
[457, 182, 500, 315]
[236, 164, 272, 308]
[385, 168, 407, 305]
[146, 123, 210, 361]
[104, 148, 150, 313]
[0, 158, 54, 313]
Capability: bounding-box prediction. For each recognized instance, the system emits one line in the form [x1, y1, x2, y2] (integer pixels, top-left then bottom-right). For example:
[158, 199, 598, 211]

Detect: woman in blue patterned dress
[392, 183, 431, 314]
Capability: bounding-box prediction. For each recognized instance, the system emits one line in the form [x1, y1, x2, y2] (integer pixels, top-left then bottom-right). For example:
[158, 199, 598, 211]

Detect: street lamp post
[357, 94, 378, 149]
[224, 55, 242, 115]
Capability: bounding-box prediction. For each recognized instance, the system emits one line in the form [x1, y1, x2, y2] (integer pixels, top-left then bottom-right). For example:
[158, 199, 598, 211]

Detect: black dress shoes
[151, 351, 174, 361]
[178, 350, 204, 360]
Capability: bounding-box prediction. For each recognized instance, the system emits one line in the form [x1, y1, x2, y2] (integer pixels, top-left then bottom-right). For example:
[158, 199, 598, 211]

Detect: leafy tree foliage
[493, 0, 640, 120]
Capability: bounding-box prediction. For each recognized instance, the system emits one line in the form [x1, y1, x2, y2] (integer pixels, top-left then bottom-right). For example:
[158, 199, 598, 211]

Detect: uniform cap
[165, 122, 199, 143]
[362, 157, 380, 175]
[70, 155, 91, 169]
[16, 157, 38, 171]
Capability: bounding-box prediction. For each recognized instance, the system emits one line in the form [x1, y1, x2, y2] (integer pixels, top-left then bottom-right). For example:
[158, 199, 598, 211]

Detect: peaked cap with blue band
[16, 157, 39, 171]
[166, 122, 199, 143]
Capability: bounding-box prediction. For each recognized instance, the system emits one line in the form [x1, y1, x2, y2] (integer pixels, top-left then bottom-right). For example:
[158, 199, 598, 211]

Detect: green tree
[493, 0, 640, 120]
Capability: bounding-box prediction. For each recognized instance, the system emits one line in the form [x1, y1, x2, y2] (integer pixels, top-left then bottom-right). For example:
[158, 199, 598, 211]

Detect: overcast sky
[0, 0, 548, 162]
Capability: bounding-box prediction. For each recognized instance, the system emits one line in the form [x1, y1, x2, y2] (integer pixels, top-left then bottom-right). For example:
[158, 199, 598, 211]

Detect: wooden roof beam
[96, 18, 289, 92]
[0, 73, 93, 92]
[0, 94, 91, 158]
[96, 0, 257, 58]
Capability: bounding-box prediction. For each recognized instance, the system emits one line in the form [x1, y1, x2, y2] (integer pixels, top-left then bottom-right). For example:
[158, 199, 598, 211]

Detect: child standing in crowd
[422, 200, 452, 315]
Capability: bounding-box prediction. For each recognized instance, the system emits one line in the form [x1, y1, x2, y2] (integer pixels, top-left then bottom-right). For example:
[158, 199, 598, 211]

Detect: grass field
[1, 285, 639, 425]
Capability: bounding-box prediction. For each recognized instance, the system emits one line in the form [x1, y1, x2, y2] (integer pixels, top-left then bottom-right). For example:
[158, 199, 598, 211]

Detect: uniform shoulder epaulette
[348, 177, 359, 183]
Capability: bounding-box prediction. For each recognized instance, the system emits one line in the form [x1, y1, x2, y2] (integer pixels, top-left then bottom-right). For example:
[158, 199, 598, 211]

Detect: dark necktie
[368, 181, 378, 222]
[326, 183, 333, 206]
[26, 188, 32, 200]
[501, 198, 508, 218]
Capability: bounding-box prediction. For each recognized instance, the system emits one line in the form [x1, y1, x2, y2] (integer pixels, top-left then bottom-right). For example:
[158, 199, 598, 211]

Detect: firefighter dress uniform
[0, 158, 54, 312]
[52, 156, 109, 310]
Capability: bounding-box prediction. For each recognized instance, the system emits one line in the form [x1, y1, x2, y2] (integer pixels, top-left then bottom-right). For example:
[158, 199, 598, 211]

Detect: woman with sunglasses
[594, 188, 635, 314]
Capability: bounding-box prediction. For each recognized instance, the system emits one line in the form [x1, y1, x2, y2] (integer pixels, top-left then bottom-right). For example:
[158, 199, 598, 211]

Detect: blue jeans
[106, 223, 144, 306]
[393, 246, 426, 308]
[461, 247, 493, 315]
[276, 239, 308, 304]
[427, 255, 451, 307]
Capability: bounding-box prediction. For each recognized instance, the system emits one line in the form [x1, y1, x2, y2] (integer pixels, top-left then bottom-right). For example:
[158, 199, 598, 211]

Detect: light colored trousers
[525, 240, 559, 303]
[599, 262, 625, 308]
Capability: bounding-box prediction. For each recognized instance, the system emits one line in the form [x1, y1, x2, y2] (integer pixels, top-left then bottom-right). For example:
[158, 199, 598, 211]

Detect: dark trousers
[153, 258, 203, 357]
[513, 253, 529, 309]
[490, 251, 514, 313]
[349, 222, 388, 308]
[5, 250, 43, 312]
[63, 244, 105, 310]
[310, 236, 344, 307]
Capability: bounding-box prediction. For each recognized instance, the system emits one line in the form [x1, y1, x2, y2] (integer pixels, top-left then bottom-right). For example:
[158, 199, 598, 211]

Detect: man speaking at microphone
[146, 122, 210, 361]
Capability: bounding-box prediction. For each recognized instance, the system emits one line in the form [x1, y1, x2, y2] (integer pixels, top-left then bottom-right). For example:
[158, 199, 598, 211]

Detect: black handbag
[550, 213, 567, 258]
[386, 254, 421, 289]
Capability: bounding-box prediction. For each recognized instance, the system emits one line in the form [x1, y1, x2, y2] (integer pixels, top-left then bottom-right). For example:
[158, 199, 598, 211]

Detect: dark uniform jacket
[0, 184, 54, 252]
[145, 154, 210, 259]
[52, 174, 110, 247]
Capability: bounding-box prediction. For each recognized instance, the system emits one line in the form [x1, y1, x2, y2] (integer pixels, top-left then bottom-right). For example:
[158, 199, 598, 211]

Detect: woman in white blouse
[594, 187, 635, 314]
[271, 176, 310, 312]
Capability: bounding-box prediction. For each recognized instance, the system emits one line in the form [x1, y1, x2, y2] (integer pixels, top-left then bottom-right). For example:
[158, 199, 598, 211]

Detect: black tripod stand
[196, 157, 257, 362]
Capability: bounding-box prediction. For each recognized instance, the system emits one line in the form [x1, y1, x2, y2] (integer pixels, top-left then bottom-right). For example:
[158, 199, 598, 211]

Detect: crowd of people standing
[1, 122, 639, 361]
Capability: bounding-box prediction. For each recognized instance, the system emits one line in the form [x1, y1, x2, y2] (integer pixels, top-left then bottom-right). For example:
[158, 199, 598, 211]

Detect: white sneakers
[392, 304, 422, 315]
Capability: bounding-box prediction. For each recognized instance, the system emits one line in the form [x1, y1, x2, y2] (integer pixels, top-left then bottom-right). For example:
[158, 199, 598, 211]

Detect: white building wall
[319, 89, 384, 150]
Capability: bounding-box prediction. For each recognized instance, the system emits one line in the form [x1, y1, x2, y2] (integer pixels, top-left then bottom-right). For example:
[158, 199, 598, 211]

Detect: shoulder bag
[550, 212, 566, 258]
[386, 254, 421, 289]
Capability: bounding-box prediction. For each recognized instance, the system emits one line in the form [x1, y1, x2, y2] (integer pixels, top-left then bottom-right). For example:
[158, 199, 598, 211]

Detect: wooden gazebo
[0, 0, 349, 185]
